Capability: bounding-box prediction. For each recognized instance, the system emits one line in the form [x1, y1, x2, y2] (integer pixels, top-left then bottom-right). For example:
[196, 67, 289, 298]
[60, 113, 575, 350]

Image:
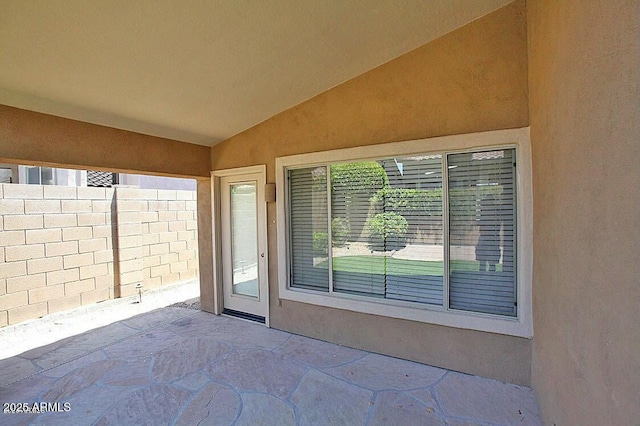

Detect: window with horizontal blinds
[288, 167, 329, 291]
[330, 162, 387, 298]
[379, 156, 444, 305]
[330, 157, 444, 305]
[448, 149, 516, 316]
[285, 147, 517, 318]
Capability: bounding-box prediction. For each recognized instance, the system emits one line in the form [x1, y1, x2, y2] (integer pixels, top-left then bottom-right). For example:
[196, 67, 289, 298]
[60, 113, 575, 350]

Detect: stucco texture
[211, 1, 531, 385]
[0, 105, 211, 178]
[528, 0, 640, 424]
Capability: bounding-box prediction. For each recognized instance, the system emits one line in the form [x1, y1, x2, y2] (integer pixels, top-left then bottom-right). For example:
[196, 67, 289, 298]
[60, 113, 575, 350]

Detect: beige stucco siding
[0, 105, 211, 178]
[211, 1, 531, 385]
[528, 0, 640, 424]
[211, 1, 528, 175]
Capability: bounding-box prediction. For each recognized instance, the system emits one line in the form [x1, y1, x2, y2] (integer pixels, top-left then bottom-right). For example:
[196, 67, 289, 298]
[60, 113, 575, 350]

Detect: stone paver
[433, 371, 541, 425]
[172, 372, 211, 391]
[120, 307, 192, 331]
[152, 337, 229, 383]
[42, 359, 120, 402]
[291, 369, 373, 425]
[96, 385, 192, 426]
[369, 390, 444, 426]
[102, 328, 184, 360]
[274, 334, 366, 368]
[26, 322, 140, 372]
[0, 357, 41, 387]
[31, 382, 139, 426]
[0, 306, 541, 425]
[0, 279, 200, 359]
[236, 393, 296, 426]
[0, 375, 55, 412]
[324, 352, 446, 391]
[207, 349, 308, 398]
[193, 314, 291, 349]
[40, 351, 107, 379]
[174, 382, 240, 425]
[18, 337, 73, 360]
[100, 358, 152, 386]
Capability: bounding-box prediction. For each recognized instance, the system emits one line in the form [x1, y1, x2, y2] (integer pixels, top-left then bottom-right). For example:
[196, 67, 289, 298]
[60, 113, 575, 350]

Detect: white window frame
[276, 127, 532, 338]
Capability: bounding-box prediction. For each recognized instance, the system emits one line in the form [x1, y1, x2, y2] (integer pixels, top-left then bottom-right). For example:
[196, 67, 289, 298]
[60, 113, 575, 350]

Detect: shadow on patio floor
[0, 307, 540, 425]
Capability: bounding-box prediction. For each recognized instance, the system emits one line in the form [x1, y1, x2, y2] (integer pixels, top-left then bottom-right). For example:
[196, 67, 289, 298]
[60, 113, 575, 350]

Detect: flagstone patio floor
[0, 306, 540, 425]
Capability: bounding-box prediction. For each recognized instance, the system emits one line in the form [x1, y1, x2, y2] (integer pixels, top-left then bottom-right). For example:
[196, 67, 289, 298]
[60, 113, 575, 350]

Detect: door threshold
[222, 308, 266, 324]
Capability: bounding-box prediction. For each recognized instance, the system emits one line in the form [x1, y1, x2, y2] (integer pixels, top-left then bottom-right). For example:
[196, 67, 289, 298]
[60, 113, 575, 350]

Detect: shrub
[367, 212, 408, 250]
[331, 218, 351, 247]
[331, 162, 388, 195]
[371, 187, 442, 215]
[312, 232, 328, 255]
[331, 162, 389, 241]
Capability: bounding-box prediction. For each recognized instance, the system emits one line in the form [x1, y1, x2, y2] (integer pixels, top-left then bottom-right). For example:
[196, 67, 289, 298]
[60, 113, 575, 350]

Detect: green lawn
[318, 255, 485, 276]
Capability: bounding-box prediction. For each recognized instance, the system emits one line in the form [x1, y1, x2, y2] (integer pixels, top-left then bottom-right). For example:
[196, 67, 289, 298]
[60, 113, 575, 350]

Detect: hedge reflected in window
[287, 148, 516, 317]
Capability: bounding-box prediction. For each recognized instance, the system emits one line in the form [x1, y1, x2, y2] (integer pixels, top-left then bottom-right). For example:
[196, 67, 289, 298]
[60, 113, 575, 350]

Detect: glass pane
[0, 168, 13, 183]
[27, 167, 40, 184]
[288, 167, 330, 291]
[448, 149, 517, 316]
[331, 156, 444, 305]
[230, 183, 258, 298]
[41, 167, 55, 185]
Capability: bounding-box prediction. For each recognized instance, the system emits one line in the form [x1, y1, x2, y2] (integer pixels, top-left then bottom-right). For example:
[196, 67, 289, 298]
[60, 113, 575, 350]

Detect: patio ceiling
[0, 0, 512, 147]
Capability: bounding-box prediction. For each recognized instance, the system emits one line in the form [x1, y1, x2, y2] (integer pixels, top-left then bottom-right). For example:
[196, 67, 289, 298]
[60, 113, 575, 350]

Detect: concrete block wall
[114, 187, 199, 297]
[0, 184, 198, 326]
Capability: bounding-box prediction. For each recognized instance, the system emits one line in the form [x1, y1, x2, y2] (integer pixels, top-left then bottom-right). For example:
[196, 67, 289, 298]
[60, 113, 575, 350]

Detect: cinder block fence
[0, 184, 198, 327]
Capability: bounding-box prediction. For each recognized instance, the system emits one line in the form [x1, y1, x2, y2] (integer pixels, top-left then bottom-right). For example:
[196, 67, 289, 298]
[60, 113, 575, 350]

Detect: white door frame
[211, 165, 269, 326]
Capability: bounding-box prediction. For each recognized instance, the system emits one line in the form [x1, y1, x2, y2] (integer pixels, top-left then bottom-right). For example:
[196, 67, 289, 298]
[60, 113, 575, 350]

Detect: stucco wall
[0, 184, 198, 327]
[0, 105, 210, 178]
[528, 0, 640, 424]
[211, 1, 531, 384]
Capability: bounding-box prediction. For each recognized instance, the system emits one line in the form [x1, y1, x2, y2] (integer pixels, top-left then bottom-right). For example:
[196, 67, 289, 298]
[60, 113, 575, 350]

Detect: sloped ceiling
[0, 0, 513, 146]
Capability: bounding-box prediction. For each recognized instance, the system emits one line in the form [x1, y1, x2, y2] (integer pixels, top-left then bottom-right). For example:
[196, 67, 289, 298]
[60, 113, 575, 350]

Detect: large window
[286, 148, 516, 317]
[276, 129, 532, 336]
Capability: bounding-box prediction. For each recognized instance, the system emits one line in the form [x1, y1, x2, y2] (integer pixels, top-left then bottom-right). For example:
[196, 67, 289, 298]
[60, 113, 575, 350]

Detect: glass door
[220, 173, 268, 322]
